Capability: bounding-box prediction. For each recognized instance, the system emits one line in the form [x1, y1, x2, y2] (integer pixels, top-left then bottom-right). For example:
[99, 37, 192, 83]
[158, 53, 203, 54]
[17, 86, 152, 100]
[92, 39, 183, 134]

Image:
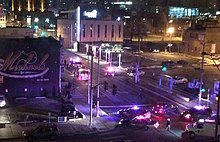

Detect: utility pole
[135, 9, 141, 84]
[215, 80, 220, 139]
[89, 51, 94, 127]
[89, 26, 94, 127]
[96, 47, 101, 117]
[199, 34, 205, 104]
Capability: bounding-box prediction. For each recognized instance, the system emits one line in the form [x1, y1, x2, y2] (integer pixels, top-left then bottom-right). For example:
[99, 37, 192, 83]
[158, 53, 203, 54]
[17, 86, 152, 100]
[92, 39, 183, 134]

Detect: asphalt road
[64, 50, 204, 142]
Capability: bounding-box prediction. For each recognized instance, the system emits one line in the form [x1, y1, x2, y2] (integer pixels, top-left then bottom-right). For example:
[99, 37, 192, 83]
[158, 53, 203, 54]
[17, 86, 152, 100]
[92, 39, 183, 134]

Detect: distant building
[182, 20, 220, 55]
[57, 6, 123, 52]
[0, 5, 6, 28]
[0, 27, 34, 38]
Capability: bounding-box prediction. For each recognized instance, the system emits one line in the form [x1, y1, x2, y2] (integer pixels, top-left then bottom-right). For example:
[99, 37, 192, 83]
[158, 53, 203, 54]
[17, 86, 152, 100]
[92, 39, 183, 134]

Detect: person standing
[166, 118, 171, 131]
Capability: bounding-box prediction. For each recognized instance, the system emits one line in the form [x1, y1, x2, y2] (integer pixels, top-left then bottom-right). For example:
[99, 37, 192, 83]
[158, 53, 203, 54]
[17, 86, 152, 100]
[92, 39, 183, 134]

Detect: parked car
[0, 95, 6, 107]
[61, 103, 75, 114]
[177, 60, 188, 65]
[161, 60, 175, 66]
[22, 123, 59, 142]
[180, 106, 213, 122]
[152, 102, 178, 115]
[127, 70, 145, 77]
[173, 76, 188, 84]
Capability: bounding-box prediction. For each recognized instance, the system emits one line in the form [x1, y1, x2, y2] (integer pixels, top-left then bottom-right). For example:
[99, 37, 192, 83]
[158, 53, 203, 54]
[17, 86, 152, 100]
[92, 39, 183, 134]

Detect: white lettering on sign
[84, 10, 97, 18]
[0, 51, 49, 78]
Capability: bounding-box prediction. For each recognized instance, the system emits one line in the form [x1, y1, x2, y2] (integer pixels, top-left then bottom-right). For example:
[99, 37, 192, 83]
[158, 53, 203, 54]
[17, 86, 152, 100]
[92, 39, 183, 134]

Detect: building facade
[0, 37, 61, 101]
[182, 21, 220, 55]
[57, 6, 124, 52]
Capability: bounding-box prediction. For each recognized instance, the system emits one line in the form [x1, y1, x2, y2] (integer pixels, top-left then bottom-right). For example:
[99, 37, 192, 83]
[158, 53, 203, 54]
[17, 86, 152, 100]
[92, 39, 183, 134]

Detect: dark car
[22, 123, 59, 142]
[117, 106, 151, 120]
[61, 102, 75, 115]
[180, 106, 213, 122]
[177, 60, 188, 65]
[152, 102, 178, 115]
[161, 60, 175, 66]
[117, 117, 159, 130]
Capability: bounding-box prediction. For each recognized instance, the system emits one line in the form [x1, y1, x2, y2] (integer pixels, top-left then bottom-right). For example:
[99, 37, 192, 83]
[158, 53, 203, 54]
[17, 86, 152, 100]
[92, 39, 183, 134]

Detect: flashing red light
[136, 112, 151, 120]
[184, 114, 191, 119]
[107, 66, 114, 72]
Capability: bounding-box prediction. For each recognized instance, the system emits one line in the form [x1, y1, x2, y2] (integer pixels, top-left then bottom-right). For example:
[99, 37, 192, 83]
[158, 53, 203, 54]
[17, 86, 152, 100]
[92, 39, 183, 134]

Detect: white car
[173, 76, 188, 84]
[127, 70, 145, 77]
[0, 95, 6, 107]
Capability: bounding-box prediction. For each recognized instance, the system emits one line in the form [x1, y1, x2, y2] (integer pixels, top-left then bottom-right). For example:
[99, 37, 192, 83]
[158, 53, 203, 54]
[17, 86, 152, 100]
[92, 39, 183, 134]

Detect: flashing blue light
[132, 106, 139, 110]
[162, 66, 167, 71]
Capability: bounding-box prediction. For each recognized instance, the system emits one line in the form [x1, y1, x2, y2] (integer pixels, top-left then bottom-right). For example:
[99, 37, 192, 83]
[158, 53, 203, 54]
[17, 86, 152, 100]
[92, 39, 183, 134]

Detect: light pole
[89, 51, 94, 127]
[167, 27, 174, 52]
[198, 34, 205, 104]
[118, 53, 121, 67]
[96, 47, 101, 117]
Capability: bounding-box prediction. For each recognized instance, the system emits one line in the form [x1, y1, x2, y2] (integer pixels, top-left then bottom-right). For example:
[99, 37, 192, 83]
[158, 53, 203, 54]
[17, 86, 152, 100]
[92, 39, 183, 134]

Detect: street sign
[214, 81, 219, 94]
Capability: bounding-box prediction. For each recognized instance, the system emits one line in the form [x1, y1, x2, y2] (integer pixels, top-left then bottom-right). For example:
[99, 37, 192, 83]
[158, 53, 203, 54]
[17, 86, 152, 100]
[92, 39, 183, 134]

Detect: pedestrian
[166, 118, 171, 131]
[138, 88, 143, 99]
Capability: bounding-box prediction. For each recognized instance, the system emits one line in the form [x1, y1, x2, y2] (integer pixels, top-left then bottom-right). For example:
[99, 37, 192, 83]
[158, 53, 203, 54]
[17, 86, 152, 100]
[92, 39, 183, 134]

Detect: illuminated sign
[0, 51, 49, 78]
[83, 10, 97, 18]
[169, 7, 199, 18]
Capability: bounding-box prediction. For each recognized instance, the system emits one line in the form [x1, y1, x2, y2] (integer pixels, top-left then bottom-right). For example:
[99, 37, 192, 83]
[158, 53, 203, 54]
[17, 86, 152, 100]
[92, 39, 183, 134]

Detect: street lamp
[198, 34, 205, 104]
[96, 47, 101, 117]
[167, 27, 175, 52]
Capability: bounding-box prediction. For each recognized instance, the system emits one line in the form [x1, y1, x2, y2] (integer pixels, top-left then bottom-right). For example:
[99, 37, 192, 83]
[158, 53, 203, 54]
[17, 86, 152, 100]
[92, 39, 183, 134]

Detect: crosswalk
[98, 129, 130, 142]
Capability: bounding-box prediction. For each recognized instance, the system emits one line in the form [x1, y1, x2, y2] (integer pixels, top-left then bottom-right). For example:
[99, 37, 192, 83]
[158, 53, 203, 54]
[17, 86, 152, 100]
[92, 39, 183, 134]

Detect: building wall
[57, 19, 76, 49]
[57, 19, 124, 49]
[0, 37, 60, 100]
[182, 27, 220, 55]
[0, 28, 34, 38]
[80, 20, 123, 43]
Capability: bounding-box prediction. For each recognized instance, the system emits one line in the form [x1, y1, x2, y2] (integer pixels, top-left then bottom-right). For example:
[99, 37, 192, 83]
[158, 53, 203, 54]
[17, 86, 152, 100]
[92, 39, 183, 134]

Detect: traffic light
[162, 65, 167, 71]
[112, 84, 117, 95]
[201, 88, 206, 92]
[104, 81, 108, 91]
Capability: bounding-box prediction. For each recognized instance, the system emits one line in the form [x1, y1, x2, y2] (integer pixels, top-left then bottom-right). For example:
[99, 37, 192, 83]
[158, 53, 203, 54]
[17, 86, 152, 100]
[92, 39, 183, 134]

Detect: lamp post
[167, 27, 174, 52]
[96, 47, 101, 117]
[198, 34, 205, 104]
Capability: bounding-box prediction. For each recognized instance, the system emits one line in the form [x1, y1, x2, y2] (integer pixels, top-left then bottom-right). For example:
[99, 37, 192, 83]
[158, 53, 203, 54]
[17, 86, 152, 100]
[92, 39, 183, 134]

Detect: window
[119, 25, 121, 38]
[98, 24, 100, 38]
[83, 25, 85, 38]
[90, 25, 93, 38]
[105, 25, 107, 38]
[111, 25, 114, 38]
[197, 123, 203, 129]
